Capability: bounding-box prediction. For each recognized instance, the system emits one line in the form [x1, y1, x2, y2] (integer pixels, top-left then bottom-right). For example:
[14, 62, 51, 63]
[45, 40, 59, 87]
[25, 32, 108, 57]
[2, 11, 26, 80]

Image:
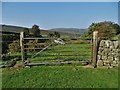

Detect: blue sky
[2, 2, 118, 29]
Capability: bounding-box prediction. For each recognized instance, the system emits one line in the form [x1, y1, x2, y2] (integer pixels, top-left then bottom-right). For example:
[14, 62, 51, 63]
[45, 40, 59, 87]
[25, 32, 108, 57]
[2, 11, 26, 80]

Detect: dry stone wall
[97, 40, 120, 67]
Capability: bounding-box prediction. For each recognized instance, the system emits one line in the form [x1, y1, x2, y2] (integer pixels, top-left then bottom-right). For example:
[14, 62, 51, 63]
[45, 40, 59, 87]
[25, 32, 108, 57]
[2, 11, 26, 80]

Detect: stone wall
[97, 40, 120, 67]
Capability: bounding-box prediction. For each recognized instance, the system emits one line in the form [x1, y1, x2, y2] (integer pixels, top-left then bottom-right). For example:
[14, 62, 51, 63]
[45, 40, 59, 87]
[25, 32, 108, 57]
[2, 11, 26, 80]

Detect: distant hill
[1, 25, 87, 38]
[49, 28, 88, 34]
[0, 25, 49, 34]
[1, 25, 25, 34]
[0, 25, 74, 37]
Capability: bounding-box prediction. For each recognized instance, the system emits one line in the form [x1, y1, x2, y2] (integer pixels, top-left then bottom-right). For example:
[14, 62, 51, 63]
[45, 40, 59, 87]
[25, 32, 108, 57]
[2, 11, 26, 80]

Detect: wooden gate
[20, 31, 98, 67]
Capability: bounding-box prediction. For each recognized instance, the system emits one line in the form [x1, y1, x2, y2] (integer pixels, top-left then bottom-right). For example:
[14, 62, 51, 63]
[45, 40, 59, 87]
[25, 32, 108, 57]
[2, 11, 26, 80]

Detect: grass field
[2, 66, 118, 88]
[28, 43, 92, 63]
[2, 42, 118, 88]
[2, 43, 92, 63]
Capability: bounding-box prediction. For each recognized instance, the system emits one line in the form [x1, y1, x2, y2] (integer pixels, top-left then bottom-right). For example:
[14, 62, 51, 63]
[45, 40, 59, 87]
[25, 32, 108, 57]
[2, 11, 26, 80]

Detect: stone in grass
[81, 61, 89, 66]
[14, 62, 25, 69]
[97, 60, 104, 66]
[72, 68, 78, 71]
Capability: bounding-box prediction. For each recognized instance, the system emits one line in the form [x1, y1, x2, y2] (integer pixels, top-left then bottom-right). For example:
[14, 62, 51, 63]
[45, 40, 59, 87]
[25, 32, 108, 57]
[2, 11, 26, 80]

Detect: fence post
[20, 32, 25, 62]
[92, 31, 98, 68]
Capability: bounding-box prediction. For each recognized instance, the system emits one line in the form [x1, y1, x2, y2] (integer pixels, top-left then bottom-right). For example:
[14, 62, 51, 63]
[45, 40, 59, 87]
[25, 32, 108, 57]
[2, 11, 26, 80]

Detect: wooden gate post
[92, 31, 98, 68]
[20, 32, 25, 62]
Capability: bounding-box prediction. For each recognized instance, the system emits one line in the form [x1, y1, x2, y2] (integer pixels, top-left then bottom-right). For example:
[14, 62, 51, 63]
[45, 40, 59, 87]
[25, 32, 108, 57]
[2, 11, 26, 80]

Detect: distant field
[2, 66, 118, 88]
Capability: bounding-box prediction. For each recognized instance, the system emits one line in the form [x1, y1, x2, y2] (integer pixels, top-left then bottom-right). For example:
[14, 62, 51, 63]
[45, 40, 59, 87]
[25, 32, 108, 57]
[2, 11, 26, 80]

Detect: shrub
[8, 40, 21, 53]
[82, 21, 120, 40]
[2, 34, 19, 53]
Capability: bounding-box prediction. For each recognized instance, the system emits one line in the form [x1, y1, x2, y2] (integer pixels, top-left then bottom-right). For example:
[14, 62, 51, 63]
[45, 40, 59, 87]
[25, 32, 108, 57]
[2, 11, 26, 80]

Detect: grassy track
[2, 66, 118, 88]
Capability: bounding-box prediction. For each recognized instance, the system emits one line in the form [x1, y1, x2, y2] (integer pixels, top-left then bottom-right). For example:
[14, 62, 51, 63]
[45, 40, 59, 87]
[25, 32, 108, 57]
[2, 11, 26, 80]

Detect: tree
[23, 28, 29, 35]
[8, 40, 21, 53]
[54, 31, 60, 38]
[30, 24, 40, 37]
[83, 21, 120, 40]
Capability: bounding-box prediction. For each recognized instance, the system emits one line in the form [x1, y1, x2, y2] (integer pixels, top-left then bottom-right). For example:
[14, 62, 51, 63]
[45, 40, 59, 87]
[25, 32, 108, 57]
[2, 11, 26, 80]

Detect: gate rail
[20, 31, 98, 67]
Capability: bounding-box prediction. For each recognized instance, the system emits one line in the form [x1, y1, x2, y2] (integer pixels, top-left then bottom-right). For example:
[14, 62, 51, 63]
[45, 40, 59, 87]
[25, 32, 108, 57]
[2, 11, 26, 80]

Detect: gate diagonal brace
[28, 43, 53, 60]
[26, 38, 65, 64]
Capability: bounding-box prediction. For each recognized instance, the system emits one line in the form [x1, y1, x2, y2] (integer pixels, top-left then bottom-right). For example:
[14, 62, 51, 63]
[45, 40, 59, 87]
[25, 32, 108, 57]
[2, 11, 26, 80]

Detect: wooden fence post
[20, 32, 25, 62]
[92, 31, 98, 68]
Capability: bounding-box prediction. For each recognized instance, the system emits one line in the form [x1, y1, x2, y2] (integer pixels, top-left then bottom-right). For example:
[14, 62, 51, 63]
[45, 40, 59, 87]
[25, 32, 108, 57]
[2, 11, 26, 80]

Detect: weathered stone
[100, 40, 105, 46]
[114, 54, 119, 58]
[115, 60, 119, 64]
[113, 41, 119, 49]
[103, 61, 110, 66]
[108, 66, 114, 69]
[97, 60, 104, 66]
[97, 40, 119, 67]
[109, 41, 114, 47]
[102, 56, 107, 60]
[104, 52, 108, 56]
[104, 48, 110, 53]
[107, 52, 111, 56]
[108, 56, 114, 61]
[111, 61, 118, 67]
[113, 48, 116, 51]
[98, 47, 103, 52]
[105, 40, 110, 48]
[111, 49, 115, 54]
[114, 57, 120, 61]
[97, 55, 102, 60]
[98, 51, 102, 55]
[112, 53, 116, 56]
[110, 45, 114, 49]
[101, 51, 106, 56]
[114, 49, 119, 54]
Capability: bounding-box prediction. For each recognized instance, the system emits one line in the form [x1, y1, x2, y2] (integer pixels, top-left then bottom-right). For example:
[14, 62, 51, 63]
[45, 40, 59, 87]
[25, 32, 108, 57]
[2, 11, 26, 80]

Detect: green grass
[2, 43, 118, 88]
[2, 43, 91, 65]
[29, 43, 92, 62]
[2, 66, 118, 88]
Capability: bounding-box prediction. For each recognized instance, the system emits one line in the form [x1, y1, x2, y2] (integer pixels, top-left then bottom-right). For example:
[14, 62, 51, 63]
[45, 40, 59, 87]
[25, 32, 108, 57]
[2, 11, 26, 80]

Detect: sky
[2, 2, 119, 29]
[1, 0, 120, 2]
